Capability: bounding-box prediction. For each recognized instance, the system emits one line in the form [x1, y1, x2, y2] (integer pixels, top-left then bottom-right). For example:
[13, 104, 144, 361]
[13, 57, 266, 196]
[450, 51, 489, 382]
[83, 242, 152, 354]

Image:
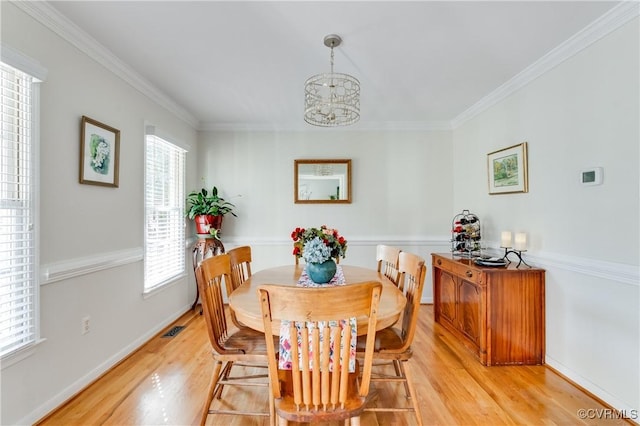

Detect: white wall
[2, 1, 637, 424]
[1, 4, 199, 425]
[1, 5, 454, 422]
[196, 129, 454, 294]
[452, 17, 639, 413]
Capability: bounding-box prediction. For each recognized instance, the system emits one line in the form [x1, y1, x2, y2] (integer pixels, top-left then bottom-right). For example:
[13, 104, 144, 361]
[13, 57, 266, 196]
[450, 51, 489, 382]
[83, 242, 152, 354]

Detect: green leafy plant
[186, 186, 237, 219]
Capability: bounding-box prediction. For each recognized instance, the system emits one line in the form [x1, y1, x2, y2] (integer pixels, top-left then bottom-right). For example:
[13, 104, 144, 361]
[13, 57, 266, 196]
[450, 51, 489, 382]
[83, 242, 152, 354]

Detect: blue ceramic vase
[306, 259, 337, 284]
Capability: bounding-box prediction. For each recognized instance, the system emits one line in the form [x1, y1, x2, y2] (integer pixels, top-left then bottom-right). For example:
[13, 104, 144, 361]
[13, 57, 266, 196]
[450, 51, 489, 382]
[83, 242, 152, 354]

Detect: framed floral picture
[79, 116, 120, 187]
[487, 142, 528, 194]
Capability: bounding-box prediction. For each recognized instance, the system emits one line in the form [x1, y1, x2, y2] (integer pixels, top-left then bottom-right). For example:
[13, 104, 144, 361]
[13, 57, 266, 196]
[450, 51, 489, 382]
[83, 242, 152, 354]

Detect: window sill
[1, 338, 47, 370]
[143, 273, 187, 299]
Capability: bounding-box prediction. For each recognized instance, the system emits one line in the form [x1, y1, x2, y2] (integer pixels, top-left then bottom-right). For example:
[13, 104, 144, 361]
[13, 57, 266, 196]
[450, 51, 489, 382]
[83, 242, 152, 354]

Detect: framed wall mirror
[294, 159, 352, 204]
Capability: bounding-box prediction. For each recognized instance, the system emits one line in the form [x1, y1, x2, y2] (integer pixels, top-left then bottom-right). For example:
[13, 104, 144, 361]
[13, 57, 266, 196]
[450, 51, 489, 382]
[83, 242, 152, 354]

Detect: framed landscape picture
[487, 142, 528, 194]
[79, 116, 120, 187]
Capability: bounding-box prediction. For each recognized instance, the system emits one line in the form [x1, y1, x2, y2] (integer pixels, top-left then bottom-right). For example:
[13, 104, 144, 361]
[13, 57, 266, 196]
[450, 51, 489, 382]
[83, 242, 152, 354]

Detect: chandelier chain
[330, 45, 334, 74]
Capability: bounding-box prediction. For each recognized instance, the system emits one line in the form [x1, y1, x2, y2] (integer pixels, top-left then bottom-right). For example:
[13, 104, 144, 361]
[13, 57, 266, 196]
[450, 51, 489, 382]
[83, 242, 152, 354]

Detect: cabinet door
[458, 279, 482, 349]
[438, 271, 457, 325]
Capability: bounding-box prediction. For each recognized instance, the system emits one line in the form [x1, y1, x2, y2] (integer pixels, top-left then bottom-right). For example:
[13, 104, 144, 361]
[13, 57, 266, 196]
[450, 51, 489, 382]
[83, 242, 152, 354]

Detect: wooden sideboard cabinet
[432, 253, 545, 366]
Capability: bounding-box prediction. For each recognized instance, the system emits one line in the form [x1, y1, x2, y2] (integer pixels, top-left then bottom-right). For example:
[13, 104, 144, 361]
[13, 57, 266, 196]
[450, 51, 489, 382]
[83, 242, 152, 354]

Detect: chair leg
[200, 360, 222, 426]
[402, 360, 423, 426]
[213, 361, 233, 399]
[277, 416, 288, 426]
[364, 359, 423, 425]
[395, 360, 411, 398]
[268, 377, 276, 426]
[350, 416, 360, 426]
[392, 358, 402, 377]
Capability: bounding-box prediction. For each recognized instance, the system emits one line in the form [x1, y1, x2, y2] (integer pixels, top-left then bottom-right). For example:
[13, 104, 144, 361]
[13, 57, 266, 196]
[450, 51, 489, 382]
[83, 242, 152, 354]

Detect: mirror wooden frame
[294, 159, 352, 204]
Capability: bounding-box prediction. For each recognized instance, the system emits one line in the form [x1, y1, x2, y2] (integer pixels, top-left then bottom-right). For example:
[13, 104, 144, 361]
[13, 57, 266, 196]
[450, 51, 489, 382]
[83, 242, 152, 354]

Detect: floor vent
[162, 325, 185, 338]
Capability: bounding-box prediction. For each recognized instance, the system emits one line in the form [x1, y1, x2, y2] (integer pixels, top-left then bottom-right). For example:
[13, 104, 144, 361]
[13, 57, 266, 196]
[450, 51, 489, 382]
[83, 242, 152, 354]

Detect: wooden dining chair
[196, 254, 274, 426]
[358, 251, 426, 425]
[258, 281, 382, 425]
[227, 245, 253, 328]
[376, 244, 401, 288]
[227, 245, 252, 292]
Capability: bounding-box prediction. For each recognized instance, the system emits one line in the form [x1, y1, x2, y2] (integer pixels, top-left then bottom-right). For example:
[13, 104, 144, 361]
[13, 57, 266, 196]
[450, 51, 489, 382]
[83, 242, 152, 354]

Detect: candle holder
[500, 247, 531, 268]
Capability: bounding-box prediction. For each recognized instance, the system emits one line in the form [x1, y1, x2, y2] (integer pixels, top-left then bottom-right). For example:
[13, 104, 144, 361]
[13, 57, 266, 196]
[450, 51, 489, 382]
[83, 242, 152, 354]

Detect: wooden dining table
[228, 264, 406, 335]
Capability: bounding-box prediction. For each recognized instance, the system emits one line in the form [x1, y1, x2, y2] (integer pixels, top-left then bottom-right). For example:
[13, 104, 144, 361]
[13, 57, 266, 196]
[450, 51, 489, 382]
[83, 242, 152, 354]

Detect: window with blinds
[0, 63, 37, 357]
[144, 133, 186, 292]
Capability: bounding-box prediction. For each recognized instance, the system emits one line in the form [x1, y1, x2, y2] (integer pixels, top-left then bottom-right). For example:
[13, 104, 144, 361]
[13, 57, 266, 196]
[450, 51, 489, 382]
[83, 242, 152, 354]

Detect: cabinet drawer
[433, 255, 482, 285]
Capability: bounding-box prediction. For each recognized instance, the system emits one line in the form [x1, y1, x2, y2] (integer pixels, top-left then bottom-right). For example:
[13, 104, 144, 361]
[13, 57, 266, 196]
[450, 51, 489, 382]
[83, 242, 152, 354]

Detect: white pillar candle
[501, 231, 512, 248]
[514, 233, 527, 251]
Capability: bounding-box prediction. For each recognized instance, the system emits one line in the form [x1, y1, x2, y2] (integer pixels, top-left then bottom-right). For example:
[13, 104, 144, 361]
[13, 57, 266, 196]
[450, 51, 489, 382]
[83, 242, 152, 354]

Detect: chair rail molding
[223, 237, 638, 287]
[41, 247, 143, 285]
[222, 236, 449, 247]
[526, 250, 639, 287]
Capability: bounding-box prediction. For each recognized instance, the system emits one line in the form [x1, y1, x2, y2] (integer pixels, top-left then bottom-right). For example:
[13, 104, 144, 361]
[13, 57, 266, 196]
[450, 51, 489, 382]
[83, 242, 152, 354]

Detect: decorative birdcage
[451, 210, 481, 258]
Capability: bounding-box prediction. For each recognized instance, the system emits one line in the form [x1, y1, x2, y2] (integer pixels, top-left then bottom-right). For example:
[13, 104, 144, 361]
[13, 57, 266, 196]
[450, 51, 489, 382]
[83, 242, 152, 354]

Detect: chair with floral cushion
[258, 281, 382, 425]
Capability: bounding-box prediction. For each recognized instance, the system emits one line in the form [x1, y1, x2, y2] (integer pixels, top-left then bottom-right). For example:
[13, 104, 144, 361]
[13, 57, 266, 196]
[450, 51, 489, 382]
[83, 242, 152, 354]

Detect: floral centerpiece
[291, 225, 347, 262]
[291, 225, 347, 283]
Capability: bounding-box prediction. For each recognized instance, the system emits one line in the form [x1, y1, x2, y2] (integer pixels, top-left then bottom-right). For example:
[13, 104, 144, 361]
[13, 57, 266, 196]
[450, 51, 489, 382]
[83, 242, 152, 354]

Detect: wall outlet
[81, 316, 90, 335]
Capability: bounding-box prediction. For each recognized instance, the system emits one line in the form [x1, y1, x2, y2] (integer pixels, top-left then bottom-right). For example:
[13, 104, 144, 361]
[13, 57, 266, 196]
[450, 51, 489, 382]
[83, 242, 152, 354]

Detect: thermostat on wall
[581, 167, 603, 186]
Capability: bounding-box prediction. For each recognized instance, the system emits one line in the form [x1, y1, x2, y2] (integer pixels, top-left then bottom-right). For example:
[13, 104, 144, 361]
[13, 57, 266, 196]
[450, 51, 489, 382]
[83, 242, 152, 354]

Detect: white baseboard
[24, 240, 638, 424]
[545, 356, 638, 417]
[20, 305, 191, 426]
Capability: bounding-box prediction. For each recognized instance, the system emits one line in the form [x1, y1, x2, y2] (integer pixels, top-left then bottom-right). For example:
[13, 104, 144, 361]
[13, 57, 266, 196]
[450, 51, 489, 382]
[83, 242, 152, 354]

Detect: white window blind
[144, 134, 186, 292]
[0, 63, 36, 357]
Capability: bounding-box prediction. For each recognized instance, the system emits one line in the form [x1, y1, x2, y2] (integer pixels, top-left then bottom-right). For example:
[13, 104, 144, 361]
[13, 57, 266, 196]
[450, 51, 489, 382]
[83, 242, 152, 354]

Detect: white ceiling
[47, 1, 619, 130]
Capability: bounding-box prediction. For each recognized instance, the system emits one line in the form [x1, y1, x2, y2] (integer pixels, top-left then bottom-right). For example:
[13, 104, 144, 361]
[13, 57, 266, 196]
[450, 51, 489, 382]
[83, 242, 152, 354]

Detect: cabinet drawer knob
[437, 259, 442, 265]
[466, 270, 473, 278]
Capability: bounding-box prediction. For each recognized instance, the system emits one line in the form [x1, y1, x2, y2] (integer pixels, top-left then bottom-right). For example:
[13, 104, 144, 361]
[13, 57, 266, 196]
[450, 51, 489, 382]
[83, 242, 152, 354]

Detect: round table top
[228, 264, 406, 334]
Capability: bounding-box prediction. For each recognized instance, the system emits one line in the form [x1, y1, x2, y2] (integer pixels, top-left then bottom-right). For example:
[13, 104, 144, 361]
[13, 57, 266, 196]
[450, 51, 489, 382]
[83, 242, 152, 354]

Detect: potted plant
[186, 186, 237, 235]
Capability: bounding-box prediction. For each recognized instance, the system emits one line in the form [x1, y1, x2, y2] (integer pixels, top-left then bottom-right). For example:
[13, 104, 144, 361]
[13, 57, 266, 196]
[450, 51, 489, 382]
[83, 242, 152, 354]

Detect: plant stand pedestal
[192, 234, 225, 311]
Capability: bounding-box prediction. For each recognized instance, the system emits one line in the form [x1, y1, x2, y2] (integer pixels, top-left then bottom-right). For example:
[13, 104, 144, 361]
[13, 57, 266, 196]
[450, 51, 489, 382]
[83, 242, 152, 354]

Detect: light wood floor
[37, 305, 629, 426]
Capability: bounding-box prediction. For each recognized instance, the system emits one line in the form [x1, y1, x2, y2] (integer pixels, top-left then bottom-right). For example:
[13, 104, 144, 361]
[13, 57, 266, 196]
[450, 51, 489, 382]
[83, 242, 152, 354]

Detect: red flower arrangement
[291, 225, 347, 262]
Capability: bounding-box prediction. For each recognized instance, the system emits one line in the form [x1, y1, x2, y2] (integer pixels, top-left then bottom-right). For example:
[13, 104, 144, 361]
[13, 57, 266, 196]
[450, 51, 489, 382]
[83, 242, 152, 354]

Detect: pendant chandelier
[304, 34, 360, 127]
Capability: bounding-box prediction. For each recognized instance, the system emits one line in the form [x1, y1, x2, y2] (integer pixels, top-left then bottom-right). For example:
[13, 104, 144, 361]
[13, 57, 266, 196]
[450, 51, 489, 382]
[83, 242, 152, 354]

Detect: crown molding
[199, 121, 307, 132]
[0, 43, 48, 81]
[451, 1, 640, 129]
[14, 1, 199, 128]
[15, 1, 637, 133]
[199, 120, 453, 133]
[17, 0, 450, 134]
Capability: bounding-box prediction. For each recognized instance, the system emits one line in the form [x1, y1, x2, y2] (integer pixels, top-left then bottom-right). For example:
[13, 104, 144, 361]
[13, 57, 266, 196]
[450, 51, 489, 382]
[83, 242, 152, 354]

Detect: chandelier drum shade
[304, 34, 360, 127]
